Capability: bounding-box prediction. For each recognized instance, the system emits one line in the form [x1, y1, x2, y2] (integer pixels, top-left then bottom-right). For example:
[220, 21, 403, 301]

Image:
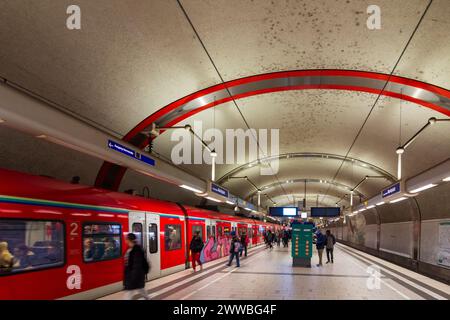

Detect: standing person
[124, 233, 150, 300]
[325, 230, 336, 264]
[268, 230, 274, 250]
[240, 232, 249, 257]
[315, 229, 326, 267]
[0, 242, 14, 272]
[282, 230, 289, 248]
[189, 231, 204, 272]
[227, 232, 241, 267]
[276, 231, 281, 247]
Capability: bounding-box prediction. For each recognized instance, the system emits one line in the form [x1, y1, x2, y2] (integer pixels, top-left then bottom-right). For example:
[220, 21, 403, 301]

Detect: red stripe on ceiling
[95, 69, 450, 190]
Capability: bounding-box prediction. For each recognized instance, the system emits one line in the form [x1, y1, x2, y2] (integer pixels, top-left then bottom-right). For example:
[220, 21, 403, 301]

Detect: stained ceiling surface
[0, 0, 449, 209]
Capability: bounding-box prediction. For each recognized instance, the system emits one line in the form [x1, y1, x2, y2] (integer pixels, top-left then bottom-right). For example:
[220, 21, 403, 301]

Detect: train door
[128, 212, 161, 280]
[145, 213, 161, 280]
[128, 212, 146, 247]
[205, 219, 216, 243]
[247, 223, 253, 248]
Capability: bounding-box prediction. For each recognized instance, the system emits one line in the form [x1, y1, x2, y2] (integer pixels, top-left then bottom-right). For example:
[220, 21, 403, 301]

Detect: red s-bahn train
[0, 168, 278, 300]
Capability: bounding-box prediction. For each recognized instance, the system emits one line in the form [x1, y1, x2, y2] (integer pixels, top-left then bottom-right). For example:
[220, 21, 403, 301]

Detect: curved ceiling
[0, 0, 449, 210]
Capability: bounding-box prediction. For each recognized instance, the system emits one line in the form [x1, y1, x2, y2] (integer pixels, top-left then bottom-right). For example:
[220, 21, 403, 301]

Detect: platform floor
[99, 243, 450, 300]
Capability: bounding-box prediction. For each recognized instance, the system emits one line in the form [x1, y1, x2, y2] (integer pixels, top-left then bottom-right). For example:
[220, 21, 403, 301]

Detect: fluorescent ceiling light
[376, 202, 385, 206]
[0, 118, 4, 123]
[36, 134, 47, 139]
[367, 205, 375, 209]
[205, 196, 221, 203]
[390, 197, 407, 204]
[244, 207, 252, 211]
[359, 208, 366, 212]
[226, 200, 234, 205]
[410, 183, 437, 193]
[180, 184, 203, 193]
[442, 176, 450, 182]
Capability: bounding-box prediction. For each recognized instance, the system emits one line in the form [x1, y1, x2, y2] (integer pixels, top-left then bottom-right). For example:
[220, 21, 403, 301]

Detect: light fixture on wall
[179, 184, 203, 194]
[409, 183, 437, 193]
[443, 176, 450, 182]
[390, 197, 407, 204]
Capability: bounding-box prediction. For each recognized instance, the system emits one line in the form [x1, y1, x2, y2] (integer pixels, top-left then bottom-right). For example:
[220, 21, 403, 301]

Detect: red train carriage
[0, 168, 275, 300]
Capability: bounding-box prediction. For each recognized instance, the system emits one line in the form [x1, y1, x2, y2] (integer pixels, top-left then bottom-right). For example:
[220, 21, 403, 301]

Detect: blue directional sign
[108, 140, 155, 167]
[382, 182, 400, 198]
[211, 183, 229, 198]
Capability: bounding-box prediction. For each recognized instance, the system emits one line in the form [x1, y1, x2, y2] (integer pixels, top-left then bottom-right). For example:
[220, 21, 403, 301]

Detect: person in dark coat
[124, 233, 150, 300]
[227, 232, 241, 267]
[325, 230, 336, 264]
[189, 231, 204, 272]
[315, 229, 326, 267]
[240, 232, 249, 257]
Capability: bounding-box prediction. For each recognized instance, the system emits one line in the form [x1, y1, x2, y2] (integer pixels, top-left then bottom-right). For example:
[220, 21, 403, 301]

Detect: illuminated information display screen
[269, 207, 298, 217]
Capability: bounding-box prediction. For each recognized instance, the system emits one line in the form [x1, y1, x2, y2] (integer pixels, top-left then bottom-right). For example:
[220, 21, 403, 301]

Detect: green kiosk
[291, 222, 313, 267]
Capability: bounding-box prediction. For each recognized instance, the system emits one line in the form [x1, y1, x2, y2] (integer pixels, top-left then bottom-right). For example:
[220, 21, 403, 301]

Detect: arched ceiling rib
[95, 70, 450, 190]
[217, 152, 397, 184]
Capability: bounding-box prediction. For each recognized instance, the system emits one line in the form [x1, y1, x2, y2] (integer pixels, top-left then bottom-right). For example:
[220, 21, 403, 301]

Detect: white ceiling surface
[0, 0, 449, 209]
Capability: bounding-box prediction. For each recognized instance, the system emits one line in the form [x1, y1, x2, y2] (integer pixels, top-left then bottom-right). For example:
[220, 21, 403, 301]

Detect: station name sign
[211, 183, 229, 198]
[382, 182, 400, 198]
[108, 140, 155, 166]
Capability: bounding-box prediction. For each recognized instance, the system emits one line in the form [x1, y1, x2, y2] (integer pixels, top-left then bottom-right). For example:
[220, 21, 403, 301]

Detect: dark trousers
[326, 248, 334, 262]
[228, 252, 240, 267]
[239, 245, 247, 257]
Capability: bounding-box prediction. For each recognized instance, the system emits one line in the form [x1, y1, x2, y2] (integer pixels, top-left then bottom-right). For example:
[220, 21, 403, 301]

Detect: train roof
[0, 168, 275, 226]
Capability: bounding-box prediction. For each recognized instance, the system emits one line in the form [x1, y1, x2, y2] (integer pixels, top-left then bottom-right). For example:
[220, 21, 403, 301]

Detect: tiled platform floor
[100, 243, 450, 300]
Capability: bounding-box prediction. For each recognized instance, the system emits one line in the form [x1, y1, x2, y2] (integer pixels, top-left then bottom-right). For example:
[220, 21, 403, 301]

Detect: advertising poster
[437, 222, 450, 268]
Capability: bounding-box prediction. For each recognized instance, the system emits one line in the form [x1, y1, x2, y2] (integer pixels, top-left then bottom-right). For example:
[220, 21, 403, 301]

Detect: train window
[132, 223, 143, 246]
[248, 228, 253, 238]
[0, 219, 64, 275]
[192, 225, 203, 240]
[217, 226, 222, 236]
[207, 225, 211, 239]
[83, 223, 121, 263]
[212, 226, 216, 239]
[164, 224, 181, 251]
[148, 224, 158, 254]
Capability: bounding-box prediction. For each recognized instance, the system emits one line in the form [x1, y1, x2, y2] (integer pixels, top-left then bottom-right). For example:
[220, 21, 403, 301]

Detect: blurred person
[315, 229, 326, 267]
[124, 233, 150, 300]
[13, 244, 34, 269]
[103, 240, 117, 260]
[84, 239, 94, 262]
[325, 230, 336, 264]
[227, 232, 241, 267]
[189, 231, 204, 272]
[0, 241, 14, 272]
[240, 232, 249, 257]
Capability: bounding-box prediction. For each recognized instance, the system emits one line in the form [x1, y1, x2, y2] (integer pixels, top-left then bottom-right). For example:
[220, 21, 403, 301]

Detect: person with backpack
[124, 233, 150, 300]
[239, 232, 249, 257]
[315, 229, 326, 267]
[189, 231, 204, 272]
[325, 229, 336, 264]
[227, 231, 241, 267]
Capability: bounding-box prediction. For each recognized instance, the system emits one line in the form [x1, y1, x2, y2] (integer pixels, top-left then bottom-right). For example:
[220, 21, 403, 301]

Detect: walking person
[240, 232, 249, 257]
[189, 231, 204, 272]
[315, 229, 326, 267]
[227, 232, 241, 267]
[282, 230, 289, 248]
[123, 233, 150, 300]
[267, 230, 274, 250]
[325, 230, 336, 264]
[276, 231, 281, 247]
